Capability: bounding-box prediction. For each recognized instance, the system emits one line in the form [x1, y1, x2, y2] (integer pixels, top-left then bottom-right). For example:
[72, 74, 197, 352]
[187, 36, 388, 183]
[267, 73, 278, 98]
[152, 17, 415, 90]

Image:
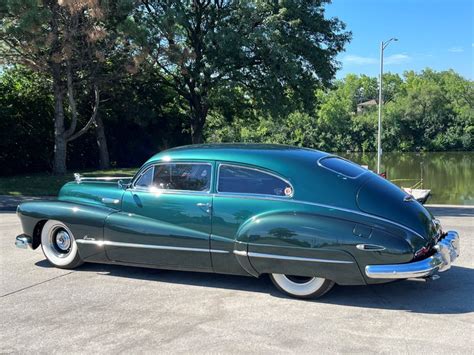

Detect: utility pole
[377, 37, 398, 174]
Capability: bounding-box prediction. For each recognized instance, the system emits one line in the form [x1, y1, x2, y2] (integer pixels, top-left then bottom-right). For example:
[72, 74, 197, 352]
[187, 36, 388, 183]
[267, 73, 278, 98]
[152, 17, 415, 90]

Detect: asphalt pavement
[0, 207, 473, 354]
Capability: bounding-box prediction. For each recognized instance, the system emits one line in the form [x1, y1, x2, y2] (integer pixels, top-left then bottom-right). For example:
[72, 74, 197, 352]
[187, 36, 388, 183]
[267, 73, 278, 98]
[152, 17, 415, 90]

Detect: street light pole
[377, 37, 398, 174]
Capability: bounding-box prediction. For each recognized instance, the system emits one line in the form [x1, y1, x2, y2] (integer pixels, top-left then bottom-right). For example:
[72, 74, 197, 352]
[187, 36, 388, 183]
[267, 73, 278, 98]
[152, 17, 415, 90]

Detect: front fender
[17, 200, 115, 261]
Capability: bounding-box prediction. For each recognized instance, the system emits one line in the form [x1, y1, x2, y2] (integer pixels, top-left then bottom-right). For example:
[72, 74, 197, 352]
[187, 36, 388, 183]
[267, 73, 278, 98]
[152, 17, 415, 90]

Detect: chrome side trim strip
[77, 239, 101, 245]
[210, 249, 229, 254]
[74, 173, 132, 184]
[76, 239, 229, 254]
[246, 251, 354, 264]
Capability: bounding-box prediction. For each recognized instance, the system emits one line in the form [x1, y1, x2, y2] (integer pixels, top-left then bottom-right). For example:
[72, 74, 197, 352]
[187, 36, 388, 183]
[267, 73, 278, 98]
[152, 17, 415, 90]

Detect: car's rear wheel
[41, 220, 83, 269]
[270, 274, 334, 299]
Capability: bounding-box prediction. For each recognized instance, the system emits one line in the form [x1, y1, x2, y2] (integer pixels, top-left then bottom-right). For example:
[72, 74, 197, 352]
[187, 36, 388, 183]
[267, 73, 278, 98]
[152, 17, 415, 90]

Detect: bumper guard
[15, 234, 33, 249]
[365, 231, 460, 279]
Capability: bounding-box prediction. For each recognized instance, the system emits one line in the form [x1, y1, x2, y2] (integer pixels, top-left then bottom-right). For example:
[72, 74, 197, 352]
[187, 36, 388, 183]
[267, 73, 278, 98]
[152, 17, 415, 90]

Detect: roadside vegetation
[0, 168, 137, 196]
[208, 69, 473, 152]
[1, 1, 472, 182]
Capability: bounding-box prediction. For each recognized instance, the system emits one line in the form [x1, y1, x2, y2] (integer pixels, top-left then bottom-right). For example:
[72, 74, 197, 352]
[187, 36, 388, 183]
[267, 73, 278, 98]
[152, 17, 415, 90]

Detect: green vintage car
[16, 144, 460, 298]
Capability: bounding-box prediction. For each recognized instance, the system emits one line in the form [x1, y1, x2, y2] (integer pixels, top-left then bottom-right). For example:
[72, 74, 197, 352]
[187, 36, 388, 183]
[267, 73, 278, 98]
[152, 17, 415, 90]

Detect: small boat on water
[401, 185, 431, 204]
[397, 162, 431, 204]
[362, 165, 431, 204]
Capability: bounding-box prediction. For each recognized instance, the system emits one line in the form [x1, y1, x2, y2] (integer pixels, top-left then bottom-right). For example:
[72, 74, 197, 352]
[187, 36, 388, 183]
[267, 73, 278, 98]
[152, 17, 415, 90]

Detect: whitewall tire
[41, 220, 83, 269]
[270, 274, 335, 299]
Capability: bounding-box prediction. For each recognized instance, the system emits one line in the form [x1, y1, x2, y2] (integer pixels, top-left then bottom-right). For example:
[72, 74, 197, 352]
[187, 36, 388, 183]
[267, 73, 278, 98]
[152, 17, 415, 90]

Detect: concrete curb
[425, 204, 474, 208]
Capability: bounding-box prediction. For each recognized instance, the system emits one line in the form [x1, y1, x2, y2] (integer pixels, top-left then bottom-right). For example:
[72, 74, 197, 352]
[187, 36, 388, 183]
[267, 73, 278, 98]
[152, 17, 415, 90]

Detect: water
[339, 152, 473, 205]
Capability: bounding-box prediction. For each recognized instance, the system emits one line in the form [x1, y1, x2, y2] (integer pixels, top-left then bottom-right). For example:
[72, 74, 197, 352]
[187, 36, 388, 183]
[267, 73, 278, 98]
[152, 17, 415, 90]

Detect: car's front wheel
[41, 220, 83, 269]
[270, 274, 334, 299]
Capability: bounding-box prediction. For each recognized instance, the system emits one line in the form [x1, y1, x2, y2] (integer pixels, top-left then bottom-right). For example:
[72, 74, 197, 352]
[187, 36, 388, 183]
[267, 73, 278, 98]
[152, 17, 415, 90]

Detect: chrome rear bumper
[15, 234, 32, 249]
[365, 231, 460, 279]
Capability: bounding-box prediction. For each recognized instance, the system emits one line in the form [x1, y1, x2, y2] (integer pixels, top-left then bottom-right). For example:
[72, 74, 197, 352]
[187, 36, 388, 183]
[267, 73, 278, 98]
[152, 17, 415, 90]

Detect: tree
[1, 0, 132, 173]
[131, 0, 351, 143]
[0, 66, 54, 175]
[207, 69, 472, 153]
[383, 69, 473, 151]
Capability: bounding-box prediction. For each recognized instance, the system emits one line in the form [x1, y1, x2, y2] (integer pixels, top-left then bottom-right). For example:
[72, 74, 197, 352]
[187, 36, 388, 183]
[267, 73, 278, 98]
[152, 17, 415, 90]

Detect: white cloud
[343, 55, 377, 65]
[448, 46, 464, 53]
[384, 54, 411, 65]
[343, 53, 411, 66]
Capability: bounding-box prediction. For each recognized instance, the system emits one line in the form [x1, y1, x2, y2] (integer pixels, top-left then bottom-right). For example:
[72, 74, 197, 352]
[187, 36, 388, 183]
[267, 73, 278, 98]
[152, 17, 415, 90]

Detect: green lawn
[0, 168, 138, 196]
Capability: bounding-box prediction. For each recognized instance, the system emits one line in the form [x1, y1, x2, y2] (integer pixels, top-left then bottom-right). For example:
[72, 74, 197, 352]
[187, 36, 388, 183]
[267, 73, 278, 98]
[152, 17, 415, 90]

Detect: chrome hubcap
[55, 230, 71, 251]
[272, 274, 326, 297]
[285, 275, 314, 284]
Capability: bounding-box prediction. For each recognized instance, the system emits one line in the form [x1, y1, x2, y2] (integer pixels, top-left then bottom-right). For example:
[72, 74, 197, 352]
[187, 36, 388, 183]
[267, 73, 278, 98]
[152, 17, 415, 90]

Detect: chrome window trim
[131, 187, 212, 196]
[76, 239, 228, 254]
[133, 165, 155, 189]
[214, 191, 291, 201]
[130, 162, 213, 194]
[216, 163, 294, 198]
[317, 155, 368, 179]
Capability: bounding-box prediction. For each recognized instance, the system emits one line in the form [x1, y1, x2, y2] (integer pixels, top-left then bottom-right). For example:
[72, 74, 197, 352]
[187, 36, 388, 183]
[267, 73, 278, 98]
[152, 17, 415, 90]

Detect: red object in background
[379, 172, 387, 179]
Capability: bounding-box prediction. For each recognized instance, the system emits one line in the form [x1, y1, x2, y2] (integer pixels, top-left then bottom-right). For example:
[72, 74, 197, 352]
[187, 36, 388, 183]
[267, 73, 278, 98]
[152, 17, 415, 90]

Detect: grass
[0, 168, 138, 197]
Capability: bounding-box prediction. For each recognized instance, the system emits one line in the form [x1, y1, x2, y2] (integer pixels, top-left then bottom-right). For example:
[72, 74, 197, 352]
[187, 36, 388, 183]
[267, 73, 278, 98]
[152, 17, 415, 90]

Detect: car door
[210, 163, 296, 275]
[104, 161, 214, 271]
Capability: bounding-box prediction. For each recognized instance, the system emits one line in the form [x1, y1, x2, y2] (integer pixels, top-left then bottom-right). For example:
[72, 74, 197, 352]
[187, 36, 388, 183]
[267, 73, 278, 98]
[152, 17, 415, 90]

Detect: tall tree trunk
[52, 64, 67, 175]
[189, 96, 207, 144]
[94, 113, 110, 169]
[191, 119, 204, 144]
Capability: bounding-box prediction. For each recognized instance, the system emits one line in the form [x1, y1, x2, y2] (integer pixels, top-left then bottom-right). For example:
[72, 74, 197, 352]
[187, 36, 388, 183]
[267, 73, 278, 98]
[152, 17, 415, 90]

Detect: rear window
[318, 157, 366, 178]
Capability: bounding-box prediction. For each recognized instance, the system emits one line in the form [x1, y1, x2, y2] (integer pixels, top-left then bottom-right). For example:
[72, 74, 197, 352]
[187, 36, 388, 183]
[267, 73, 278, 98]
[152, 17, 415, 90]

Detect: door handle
[196, 202, 212, 213]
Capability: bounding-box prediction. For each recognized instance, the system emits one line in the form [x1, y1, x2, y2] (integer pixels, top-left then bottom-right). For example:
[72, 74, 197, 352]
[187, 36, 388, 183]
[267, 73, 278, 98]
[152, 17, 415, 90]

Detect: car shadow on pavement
[321, 265, 474, 314]
[36, 259, 473, 314]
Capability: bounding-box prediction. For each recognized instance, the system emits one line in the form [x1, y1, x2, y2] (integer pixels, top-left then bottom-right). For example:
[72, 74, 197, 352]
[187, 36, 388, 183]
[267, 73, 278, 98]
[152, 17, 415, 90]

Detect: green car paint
[16, 144, 443, 285]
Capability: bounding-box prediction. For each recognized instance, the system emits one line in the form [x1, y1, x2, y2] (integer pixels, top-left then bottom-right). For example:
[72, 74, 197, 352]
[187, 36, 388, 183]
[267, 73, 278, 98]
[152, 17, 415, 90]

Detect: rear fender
[233, 211, 366, 285]
[17, 200, 115, 261]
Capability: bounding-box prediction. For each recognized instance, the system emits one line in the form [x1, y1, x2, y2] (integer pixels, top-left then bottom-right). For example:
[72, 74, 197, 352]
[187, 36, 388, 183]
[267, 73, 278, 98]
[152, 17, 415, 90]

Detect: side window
[218, 165, 293, 197]
[135, 166, 154, 187]
[152, 163, 211, 192]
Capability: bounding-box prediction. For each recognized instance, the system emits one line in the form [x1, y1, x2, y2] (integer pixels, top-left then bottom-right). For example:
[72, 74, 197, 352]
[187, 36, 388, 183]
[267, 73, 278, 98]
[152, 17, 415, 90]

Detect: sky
[325, 0, 473, 79]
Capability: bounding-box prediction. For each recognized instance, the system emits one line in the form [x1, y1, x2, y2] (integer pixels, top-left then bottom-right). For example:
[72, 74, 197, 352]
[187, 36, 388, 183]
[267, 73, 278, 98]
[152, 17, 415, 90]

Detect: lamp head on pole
[383, 37, 399, 50]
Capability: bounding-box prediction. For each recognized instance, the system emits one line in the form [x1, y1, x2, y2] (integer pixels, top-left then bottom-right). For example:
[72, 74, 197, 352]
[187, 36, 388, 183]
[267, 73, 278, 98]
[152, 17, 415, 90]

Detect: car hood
[356, 175, 438, 240]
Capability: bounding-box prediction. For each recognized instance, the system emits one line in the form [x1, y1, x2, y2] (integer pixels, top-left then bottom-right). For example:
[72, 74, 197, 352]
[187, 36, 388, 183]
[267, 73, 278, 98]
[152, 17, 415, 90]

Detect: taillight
[414, 246, 430, 259]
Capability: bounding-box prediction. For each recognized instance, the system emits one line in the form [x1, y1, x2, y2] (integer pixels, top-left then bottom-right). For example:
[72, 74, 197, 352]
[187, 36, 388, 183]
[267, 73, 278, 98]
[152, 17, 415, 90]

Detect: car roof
[146, 144, 329, 177]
